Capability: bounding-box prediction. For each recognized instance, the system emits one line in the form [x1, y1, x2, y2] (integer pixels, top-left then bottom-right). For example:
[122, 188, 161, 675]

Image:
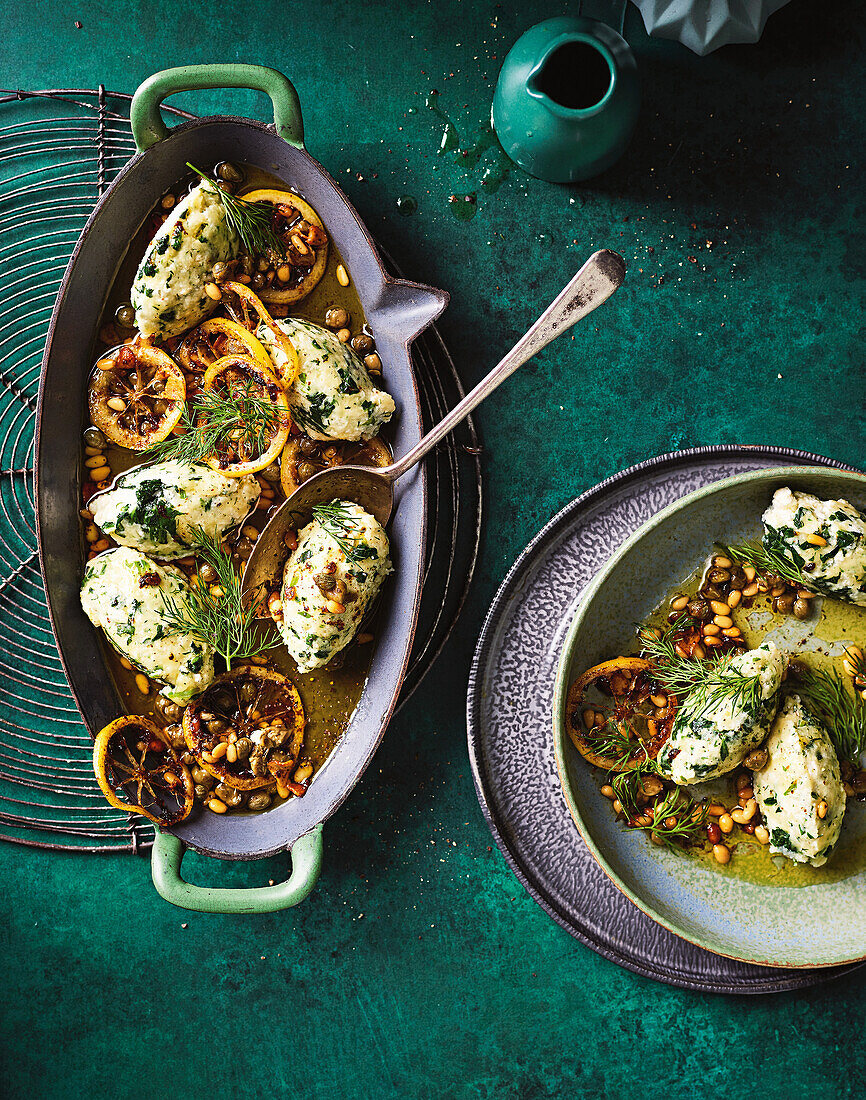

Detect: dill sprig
[725, 541, 808, 589]
[610, 763, 708, 849]
[582, 721, 648, 771]
[187, 163, 285, 258]
[146, 380, 280, 466]
[795, 659, 866, 766]
[637, 616, 765, 720]
[312, 501, 378, 563]
[159, 530, 279, 671]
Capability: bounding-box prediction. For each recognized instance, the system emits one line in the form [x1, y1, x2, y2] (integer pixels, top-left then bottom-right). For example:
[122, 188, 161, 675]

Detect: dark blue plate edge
[466, 445, 864, 996]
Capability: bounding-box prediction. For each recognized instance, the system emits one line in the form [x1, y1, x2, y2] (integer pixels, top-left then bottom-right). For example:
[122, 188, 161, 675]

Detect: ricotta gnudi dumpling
[80, 547, 215, 704]
[753, 694, 846, 867]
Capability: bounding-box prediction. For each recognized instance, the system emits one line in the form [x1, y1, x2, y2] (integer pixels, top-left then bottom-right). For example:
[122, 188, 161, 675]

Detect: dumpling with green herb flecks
[657, 641, 786, 785]
[131, 181, 239, 339]
[256, 318, 395, 442]
[753, 694, 846, 867]
[762, 487, 866, 606]
[89, 460, 259, 559]
[278, 500, 391, 673]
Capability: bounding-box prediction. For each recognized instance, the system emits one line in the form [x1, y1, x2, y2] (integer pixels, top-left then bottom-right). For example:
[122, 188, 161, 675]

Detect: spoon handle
[386, 249, 626, 480]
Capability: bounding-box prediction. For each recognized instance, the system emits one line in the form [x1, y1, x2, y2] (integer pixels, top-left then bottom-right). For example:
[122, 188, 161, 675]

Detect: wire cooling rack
[0, 87, 481, 854]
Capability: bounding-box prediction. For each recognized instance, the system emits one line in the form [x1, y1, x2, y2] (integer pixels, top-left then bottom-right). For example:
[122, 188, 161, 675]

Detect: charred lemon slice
[182, 666, 306, 792]
[93, 716, 194, 826]
[199, 354, 290, 475]
[88, 344, 186, 451]
[565, 657, 678, 771]
[280, 435, 391, 497]
[238, 188, 328, 305]
[176, 317, 274, 397]
[219, 282, 300, 384]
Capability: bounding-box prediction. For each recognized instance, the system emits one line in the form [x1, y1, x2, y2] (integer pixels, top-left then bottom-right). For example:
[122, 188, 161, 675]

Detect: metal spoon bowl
[242, 249, 626, 601]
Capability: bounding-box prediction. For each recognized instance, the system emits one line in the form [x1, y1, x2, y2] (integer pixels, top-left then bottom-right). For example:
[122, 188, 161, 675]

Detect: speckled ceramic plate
[467, 446, 864, 993]
[554, 465, 866, 968]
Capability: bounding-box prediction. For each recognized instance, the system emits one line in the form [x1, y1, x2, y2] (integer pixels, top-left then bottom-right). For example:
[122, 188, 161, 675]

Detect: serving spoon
[242, 248, 626, 600]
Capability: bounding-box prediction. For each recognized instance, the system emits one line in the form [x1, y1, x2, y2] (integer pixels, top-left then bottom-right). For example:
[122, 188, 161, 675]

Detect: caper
[156, 696, 183, 722]
[314, 572, 336, 592]
[793, 597, 811, 620]
[773, 594, 795, 615]
[297, 461, 319, 482]
[199, 563, 218, 585]
[114, 302, 136, 328]
[351, 333, 375, 355]
[261, 463, 281, 483]
[240, 681, 257, 703]
[325, 307, 349, 329]
[235, 736, 252, 760]
[728, 570, 746, 591]
[297, 437, 318, 457]
[214, 783, 243, 807]
[708, 568, 730, 584]
[164, 723, 186, 750]
[240, 254, 255, 275]
[181, 751, 197, 767]
[216, 161, 244, 183]
[83, 426, 106, 449]
[686, 599, 711, 622]
[700, 584, 723, 601]
[207, 717, 228, 736]
[252, 273, 265, 290]
[194, 784, 211, 801]
[191, 766, 213, 787]
[247, 791, 272, 811]
[212, 261, 230, 283]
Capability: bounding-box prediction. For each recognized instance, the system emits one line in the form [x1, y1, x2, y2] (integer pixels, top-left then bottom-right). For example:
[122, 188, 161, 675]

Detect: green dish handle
[151, 825, 323, 913]
[130, 63, 304, 152]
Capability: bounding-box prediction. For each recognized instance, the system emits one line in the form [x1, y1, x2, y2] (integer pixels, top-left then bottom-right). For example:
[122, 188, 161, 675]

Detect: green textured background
[1, 1, 865, 1097]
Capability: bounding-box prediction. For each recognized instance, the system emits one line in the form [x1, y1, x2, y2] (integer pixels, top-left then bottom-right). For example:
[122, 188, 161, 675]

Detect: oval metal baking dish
[36, 64, 448, 912]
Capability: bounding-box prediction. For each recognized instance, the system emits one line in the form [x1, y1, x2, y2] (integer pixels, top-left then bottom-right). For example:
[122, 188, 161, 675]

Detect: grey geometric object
[467, 445, 862, 993]
[630, 0, 791, 55]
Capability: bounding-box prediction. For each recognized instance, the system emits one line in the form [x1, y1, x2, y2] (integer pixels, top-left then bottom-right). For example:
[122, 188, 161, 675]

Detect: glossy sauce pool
[85, 164, 387, 786]
[641, 556, 866, 887]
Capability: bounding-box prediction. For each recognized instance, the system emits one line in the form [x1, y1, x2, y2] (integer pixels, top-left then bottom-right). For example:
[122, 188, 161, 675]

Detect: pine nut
[671, 594, 689, 611]
[844, 644, 863, 663]
[210, 742, 228, 761]
[97, 357, 115, 371]
[722, 627, 741, 638]
[731, 799, 757, 824]
[704, 635, 723, 647]
[84, 446, 103, 457]
[726, 590, 742, 609]
[106, 397, 126, 412]
[718, 813, 734, 834]
[364, 353, 382, 373]
[843, 659, 859, 678]
[582, 708, 594, 729]
[710, 600, 730, 616]
[84, 454, 106, 469]
[207, 798, 228, 813]
[85, 524, 99, 543]
[712, 843, 730, 864]
[707, 803, 726, 817]
[601, 785, 615, 799]
[326, 599, 345, 614]
[204, 282, 222, 301]
[90, 467, 111, 483]
[817, 800, 828, 819]
[770, 584, 786, 598]
[713, 614, 733, 628]
[336, 263, 350, 286]
[294, 763, 313, 783]
[754, 825, 770, 844]
[119, 656, 133, 670]
[743, 566, 756, 581]
[702, 623, 721, 636]
[692, 643, 706, 660]
[135, 673, 149, 694]
[336, 327, 351, 343]
[276, 780, 290, 799]
[277, 264, 291, 282]
[797, 589, 816, 600]
[357, 633, 374, 644]
[612, 799, 623, 814]
[209, 585, 224, 598]
[650, 693, 667, 708]
[713, 556, 733, 568]
[242, 525, 259, 540]
[226, 743, 238, 764]
[741, 582, 759, 597]
[92, 537, 111, 551]
[805, 533, 828, 546]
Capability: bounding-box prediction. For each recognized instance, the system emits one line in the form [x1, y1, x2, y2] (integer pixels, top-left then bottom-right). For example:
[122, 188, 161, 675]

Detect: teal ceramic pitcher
[492, 16, 640, 183]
